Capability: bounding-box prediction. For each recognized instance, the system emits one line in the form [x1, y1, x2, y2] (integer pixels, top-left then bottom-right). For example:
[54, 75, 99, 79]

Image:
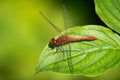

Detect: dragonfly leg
[58, 47, 65, 61]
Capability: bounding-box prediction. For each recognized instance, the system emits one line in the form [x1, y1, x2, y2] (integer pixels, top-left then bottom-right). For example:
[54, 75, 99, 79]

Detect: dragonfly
[39, 5, 97, 73]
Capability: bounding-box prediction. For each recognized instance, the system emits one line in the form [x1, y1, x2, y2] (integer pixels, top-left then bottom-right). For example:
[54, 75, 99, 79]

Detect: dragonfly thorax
[48, 36, 69, 49]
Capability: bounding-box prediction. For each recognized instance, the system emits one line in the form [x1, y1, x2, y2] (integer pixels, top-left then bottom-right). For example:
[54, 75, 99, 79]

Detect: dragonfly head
[48, 38, 56, 49]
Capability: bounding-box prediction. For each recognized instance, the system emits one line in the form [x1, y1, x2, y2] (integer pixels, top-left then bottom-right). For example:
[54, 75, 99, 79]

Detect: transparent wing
[39, 11, 62, 33]
[66, 42, 74, 73]
[62, 5, 74, 73]
[62, 5, 74, 30]
[53, 47, 60, 72]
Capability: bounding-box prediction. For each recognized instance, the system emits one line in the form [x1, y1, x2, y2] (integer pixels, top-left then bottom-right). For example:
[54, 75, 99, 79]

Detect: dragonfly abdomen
[56, 36, 97, 46]
[68, 36, 97, 42]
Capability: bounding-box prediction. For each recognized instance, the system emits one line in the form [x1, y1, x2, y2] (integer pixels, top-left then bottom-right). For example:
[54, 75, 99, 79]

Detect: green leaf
[94, 0, 120, 34]
[35, 25, 120, 77]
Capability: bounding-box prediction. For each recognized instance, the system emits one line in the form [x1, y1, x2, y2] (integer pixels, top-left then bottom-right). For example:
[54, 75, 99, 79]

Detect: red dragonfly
[40, 6, 96, 73]
[48, 35, 96, 49]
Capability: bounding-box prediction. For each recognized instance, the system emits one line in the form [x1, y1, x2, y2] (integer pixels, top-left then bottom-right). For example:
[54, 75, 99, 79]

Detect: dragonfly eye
[51, 38, 56, 45]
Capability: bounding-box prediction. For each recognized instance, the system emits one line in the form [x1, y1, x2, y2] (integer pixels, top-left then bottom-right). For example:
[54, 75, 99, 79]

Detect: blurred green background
[0, 0, 120, 80]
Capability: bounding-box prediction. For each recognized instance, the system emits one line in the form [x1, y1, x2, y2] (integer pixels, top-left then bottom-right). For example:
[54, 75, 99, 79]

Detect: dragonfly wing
[39, 11, 62, 33]
[53, 47, 58, 71]
[53, 46, 66, 72]
[62, 5, 74, 73]
[66, 41, 74, 73]
[62, 5, 74, 30]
